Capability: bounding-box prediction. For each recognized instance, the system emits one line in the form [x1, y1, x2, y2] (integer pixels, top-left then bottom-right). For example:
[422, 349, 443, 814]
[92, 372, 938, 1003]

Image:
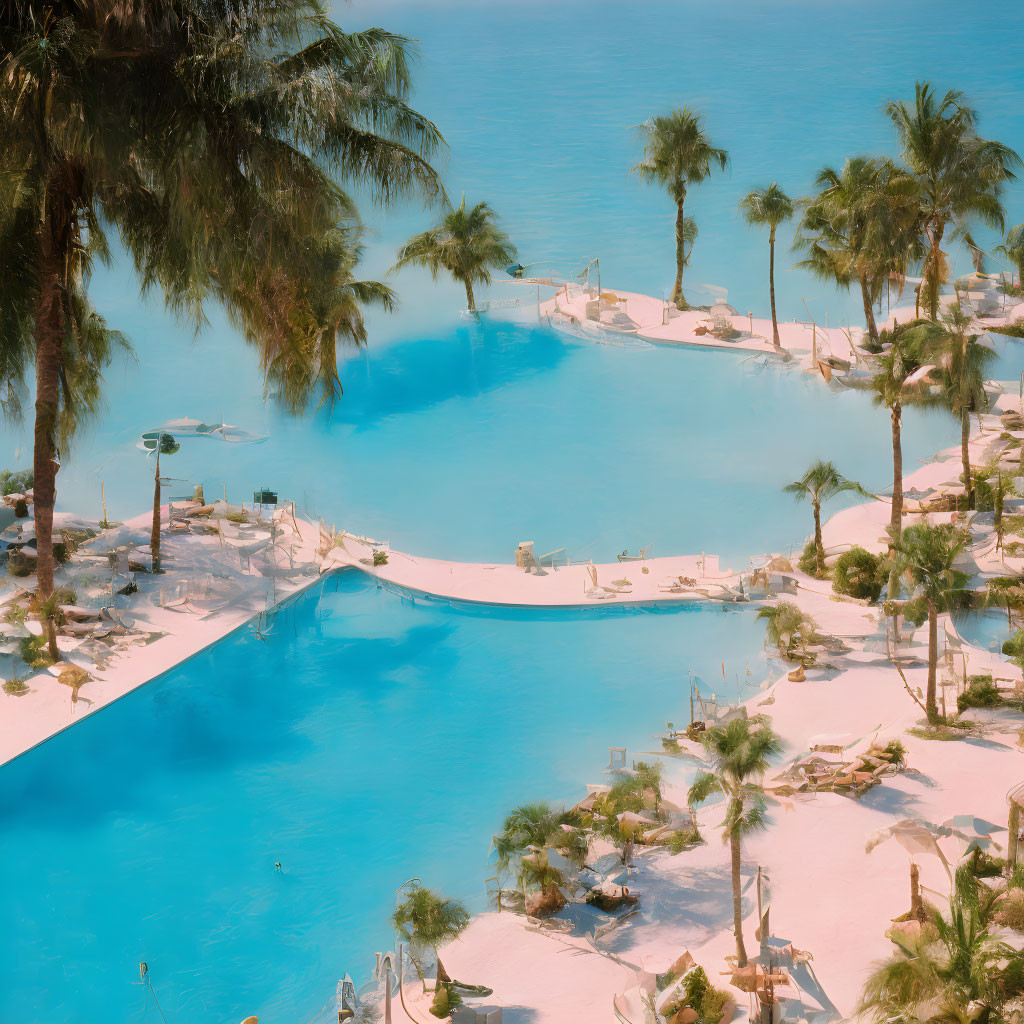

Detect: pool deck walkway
[324, 537, 750, 608]
[0, 504, 326, 766]
[542, 287, 863, 363]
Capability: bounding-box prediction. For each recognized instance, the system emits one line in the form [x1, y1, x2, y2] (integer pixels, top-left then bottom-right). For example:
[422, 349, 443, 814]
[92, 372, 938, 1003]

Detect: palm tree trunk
[927, 222, 945, 321]
[813, 502, 824, 576]
[961, 408, 973, 511]
[151, 448, 162, 573]
[730, 828, 748, 967]
[858, 274, 879, 343]
[768, 227, 781, 348]
[672, 188, 688, 309]
[435, 950, 450, 985]
[890, 402, 903, 541]
[33, 213, 70, 603]
[463, 277, 476, 313]
[926, 598, 938, 722]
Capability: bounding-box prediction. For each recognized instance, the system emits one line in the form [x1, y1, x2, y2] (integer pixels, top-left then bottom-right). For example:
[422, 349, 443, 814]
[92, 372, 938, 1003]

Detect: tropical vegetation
[0, 0, 444, 618]
[784, 460, 869, 576]
[890, 523, 969, 721]
[858, 865, 1024, 1024]
[392, 883, 470, 990]
[632, 108, 728, 309]
[689, 715, 782, 967]
[739, 184, 793, 348]
[886, 82, 1020, 320]
[392, 198, 518, 313]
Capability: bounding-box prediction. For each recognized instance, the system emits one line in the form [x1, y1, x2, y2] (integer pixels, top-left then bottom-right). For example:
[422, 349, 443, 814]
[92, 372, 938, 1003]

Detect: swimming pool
[0, 572, 767, 1023]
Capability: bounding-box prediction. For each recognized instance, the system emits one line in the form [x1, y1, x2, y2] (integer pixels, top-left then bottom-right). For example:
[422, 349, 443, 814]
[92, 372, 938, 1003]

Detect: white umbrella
[940, 815, 1007, 855]
[866, 819, 953, 878]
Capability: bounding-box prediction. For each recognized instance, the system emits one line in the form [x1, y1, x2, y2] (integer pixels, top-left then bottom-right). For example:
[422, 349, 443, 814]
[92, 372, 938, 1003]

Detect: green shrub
[2, 676, 29, 697]
[372, 549, 389, 566]
[958, 676, 1002, 713]
[1004, 630, 1024, 669]
[13, 498, 28, 518]
[969, 850, 1007, 878]
[797, 541, 825, 577]
[18, 633, 51, 669]
[667, 827, 702, 854]
[680, 965, 731, 1024]
[997, 888, 1024, 930]
[832, 546, 883, 602]
[884, 740, 907, 766]
[7, 552, 33, 577]
[0, 468, 32, 496]
[430, 982, 461, 1018]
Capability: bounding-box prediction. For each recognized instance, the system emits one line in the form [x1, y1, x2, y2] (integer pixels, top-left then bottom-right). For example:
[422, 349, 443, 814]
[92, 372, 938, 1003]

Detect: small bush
[832, 546, 883, 602]
[13, 498, 28, 518]
[958, 676, 1002, 712]
[667, 827, 702, 854]
[997, 888, 1024, 930]
[907, 722, 973, 742]
[1003, 630, 1024, 669]
[2, 677, 29, 697]
[372, 549, 389, 567]
[429, 982, 461, 1019]
[18, 633, 52, 669]
[50, 586, 77, 606]
[0, 468, 32, 496]
[970, 850, 1007, 878]
[7, 552, 33, 577]
[884, 740, 907, 766]
[798, 541, 825, 577]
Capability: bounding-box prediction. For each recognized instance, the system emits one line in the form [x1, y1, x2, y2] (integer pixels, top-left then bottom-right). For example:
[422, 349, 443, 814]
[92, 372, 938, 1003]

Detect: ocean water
[3, 2, 1024, 1022]
[1, 573, 767, 1023]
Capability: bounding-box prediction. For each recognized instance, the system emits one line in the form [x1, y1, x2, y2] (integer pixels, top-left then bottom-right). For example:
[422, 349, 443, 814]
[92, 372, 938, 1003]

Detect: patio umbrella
[940, 815, 1007, 855]
[866, 818, 953, 878]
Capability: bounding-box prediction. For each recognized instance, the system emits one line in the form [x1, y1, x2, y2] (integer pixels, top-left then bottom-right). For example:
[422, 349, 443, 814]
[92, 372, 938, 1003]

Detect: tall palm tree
[891, 523, 968, 721]
[392, 884, 470, 986]
[0, 2, 444, 609]
[784, 461, 869, 576]
[795, 157, 921, 344]
[886, 82, 1020, 321]
[739, 184, 793, 348]
[689, 716, 782, 968]
[932, 307, 997, 510]
[631, 108, 728, 309]
[858, 865, 1023, 1023]
[392, 198, 517, 313]
[996, 222, 1024, 286]
[865, 319, 941, 541]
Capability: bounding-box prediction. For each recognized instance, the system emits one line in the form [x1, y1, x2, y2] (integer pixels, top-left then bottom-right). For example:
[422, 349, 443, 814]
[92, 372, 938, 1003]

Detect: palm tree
[865, 319, 942, 541]
[996, 222, 1024, 286]
[932, 307, 997, 509]
[858, 865, 1023, 1023]
[631, 108, 728, 309]
[493, 802, 563, 881]
[689, 716, 782, 967]
[392, 884, 470, 987]
[755, 601, 821, 663]
[890, 523, 968, 721]
[886, 82, 1020, 321]
[739, 184, 793, 348]
[0, 4, 444, 609]
[149, 433, 180, 575]
[392, 198, 517, 313]
[784, 461, 869, 576]
[795, 158, 921, 344]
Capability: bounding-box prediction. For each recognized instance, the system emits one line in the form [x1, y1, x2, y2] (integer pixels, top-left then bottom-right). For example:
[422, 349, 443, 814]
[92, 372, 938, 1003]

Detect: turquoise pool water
[3, 2, 1024, 1022]
[952, 607, 1013, 654]
[1, 573, 767, 1023]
